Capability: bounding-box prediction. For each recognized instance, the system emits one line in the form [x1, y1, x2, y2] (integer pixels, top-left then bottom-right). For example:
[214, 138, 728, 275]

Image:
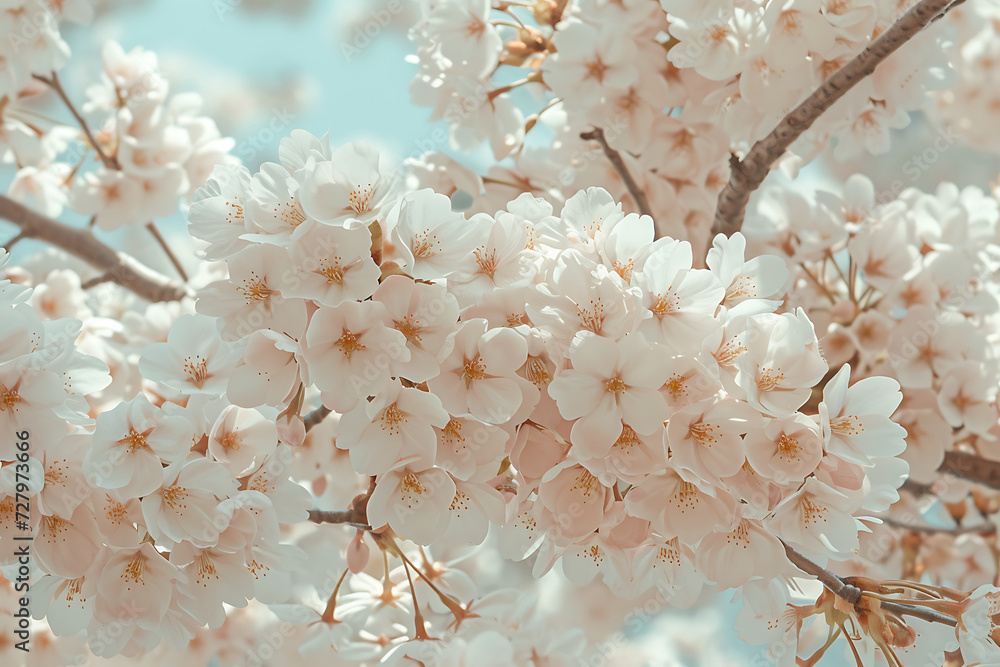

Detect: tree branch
[580, 127, 653, 219]
[937, 450, 1000, 490]
[879, 600, 958, 628]
[308, 478, 376, 530]
[711, 0, 963, 238]
[880, 515, 997, 536]
[33, 71, 120, 171]
[0, 194, 189, 302]
[307, 508, 370, 530]
[304, 405, 333, 433]
[781, 538, 862, 604]
[782, 539, 959, 628]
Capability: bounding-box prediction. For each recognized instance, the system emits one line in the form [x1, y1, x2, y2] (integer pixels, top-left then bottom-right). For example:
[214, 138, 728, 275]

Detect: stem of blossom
[400, 554, 434, 641]
[800, 625, 842, 667]
[0, 194, 189, 302]
[303, 405, 333, 432]
[145, 222, 189, 281]
[798, 263, 837, 305]
[938, 450, 1000, 490]
[579, 127, 653, 220]
[780, 538, 862, 605]
[396, 546, 472, 626]
[486, 70, 545, 102]
[319, 567, 350, 624]
[838, 622, 864, 667]
[711, 0, 963, 238]
[33, 71, 120, 171]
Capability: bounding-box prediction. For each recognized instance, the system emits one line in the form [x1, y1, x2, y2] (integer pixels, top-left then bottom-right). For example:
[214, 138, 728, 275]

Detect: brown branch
[0, 194, 188, 302]
[711, 0, 963, 238]
[146, 221, 189, 281]
[308, 478, 376, 530]
[307, 508, 370, 530]
[879, 599, 958, 628]
[33, 71, 120, 171]
[880, 515, 997, 536]
[782, 539, 959, 628]
[780, 538, 862, 604]
[580, 127, 653, 219]
[938, 451, 1000, 490]
[304, 405, 333, 433]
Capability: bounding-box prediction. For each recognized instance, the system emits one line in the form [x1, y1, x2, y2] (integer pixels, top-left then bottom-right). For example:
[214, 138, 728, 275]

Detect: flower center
[118, 428, 152, 454]
[319, 262, 345, 285]
[161, 485, 189, 510]
[756, 368, 786, 392]
[237, 272, 273, 303]
[605, 376, 628, 393]
[830, 415, 862, 436]
[349, 183, 375, 215]
[183, 355, 209, 388]
[401, 472, 425, 495]
[121, 553, 146, 587]
[0, 381, 22, 412]
[689, 421, 718, 447]
[473, 247, 499, 281]
[335, 329, 366, 359]
[279, 196, 307, 228]
[525, 357, 550, 387]
[462, 357, 488, 389]
[570, 469, 600, 496]
[777, 434, 800, 458]
[393, 315, 423, 343]
[380, 404, 407, 435]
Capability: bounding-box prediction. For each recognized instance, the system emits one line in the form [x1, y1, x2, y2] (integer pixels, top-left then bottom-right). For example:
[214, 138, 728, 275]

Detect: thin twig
[0, 194, 188, 302]
[81, 273, 112, 290]
[880, 516, 997, 536]
[3, 232, 26, 250]
[879, 600, 958, 628]
[711, 0, 964, 238]
[145, 221, 189, 281]
[33, 71, 120, 170]
[304, 405, 333, 433]
[580, 127, 653, 219]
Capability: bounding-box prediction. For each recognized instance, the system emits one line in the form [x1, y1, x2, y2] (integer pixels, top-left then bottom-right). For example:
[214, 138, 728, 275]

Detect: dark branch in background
[937, 450, 1000, 490]
[580, 127, 653, 219]
[881, 515, 997, 536]
[33, 71, 120, 170]
[0, 194, 189, 303]
[303, 405, 333, 432]
[711, 0, 964, 238]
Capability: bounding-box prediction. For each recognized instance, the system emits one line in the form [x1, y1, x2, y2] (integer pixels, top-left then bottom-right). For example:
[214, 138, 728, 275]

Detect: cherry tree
[1, 0, 999, 665]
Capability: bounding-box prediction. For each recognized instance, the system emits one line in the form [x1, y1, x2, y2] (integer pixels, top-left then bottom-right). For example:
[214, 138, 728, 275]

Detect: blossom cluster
[177, 128, 922, 661]
[743, 171, 1000, 661]
[401, 0, 957, 255]
[7, 40, 236, 229]
[0, 246, 318, 658]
